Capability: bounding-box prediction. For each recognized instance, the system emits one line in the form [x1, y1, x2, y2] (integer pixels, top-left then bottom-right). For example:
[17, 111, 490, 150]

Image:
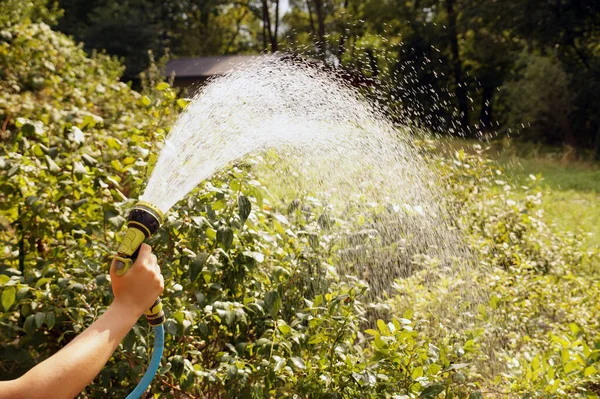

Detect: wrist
[110, 298, 144, 325]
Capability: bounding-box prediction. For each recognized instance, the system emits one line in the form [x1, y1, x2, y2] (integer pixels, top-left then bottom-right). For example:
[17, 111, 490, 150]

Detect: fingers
[138, 243, 152, 258]
[138, 244, 158, 270]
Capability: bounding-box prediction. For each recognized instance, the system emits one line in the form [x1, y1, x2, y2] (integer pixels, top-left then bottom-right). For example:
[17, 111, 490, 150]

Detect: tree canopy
[52, 0, 600, 154]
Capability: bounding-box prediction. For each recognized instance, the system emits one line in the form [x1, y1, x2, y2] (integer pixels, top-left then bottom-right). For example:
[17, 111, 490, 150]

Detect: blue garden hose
[125, 324, 164, 399]
[113, 202, 167, 398]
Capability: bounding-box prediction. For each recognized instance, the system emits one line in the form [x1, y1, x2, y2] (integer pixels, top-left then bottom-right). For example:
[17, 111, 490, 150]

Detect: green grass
[441, 138, 600, 249]
[502, 157, 600, 249]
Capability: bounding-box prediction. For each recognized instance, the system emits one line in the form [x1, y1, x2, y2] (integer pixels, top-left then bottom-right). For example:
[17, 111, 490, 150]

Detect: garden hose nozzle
[113, 201, 165, 326]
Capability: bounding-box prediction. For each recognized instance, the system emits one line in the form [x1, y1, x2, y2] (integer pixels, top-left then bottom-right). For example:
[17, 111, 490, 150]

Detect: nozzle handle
[113, 255, 135, 277]
[112, 201, 165, 325]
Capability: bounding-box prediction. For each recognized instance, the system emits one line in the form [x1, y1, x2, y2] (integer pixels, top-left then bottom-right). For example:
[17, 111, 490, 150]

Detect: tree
[483, 0, 600, 149]
[56, 0, 262, 78]
[445, 0, 469, 132]
[502, 52, 574, 145]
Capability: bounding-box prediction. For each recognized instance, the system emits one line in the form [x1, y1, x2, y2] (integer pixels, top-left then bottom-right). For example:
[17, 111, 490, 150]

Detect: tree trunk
[262, 16, 268, 52]
[446, 0, 469, 132]
[312, 0, 326, 59]
[594, 124, 600, 161]
[366, 49, 378, 77]
[262, 0, 272, 52]
[306, 0, 316, 38]
[337, 0, 350, 62]
[272, 0, 279, 52]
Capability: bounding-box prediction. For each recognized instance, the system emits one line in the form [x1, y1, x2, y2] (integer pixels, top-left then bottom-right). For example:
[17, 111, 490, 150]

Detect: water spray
[108, 57, 476, 397]
[112, 201, 165, 398]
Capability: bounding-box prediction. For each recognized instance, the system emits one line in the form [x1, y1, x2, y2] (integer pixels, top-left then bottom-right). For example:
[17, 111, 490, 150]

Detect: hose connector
[145, 298, 165, 326]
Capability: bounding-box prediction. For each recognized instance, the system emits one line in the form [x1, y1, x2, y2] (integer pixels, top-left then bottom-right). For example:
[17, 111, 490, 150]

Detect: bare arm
[0, 244, 164, 399]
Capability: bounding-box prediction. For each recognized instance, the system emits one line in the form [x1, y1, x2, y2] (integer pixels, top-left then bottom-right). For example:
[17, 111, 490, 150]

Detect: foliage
[56, 0, 262, 78]
[0, 0, 62, 29]
[1, 11, 600, 399]
[49, 0, 600, 150]
[501, 52, 574, 145]
[0, 12, 477, 398]
[392, 143, 600, 397]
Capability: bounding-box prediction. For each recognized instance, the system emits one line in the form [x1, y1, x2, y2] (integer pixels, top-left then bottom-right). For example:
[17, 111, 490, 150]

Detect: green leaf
[24, 314, 36, 334]
[141, 95, 152, 106]
[278, 324, 291, 335]
[217, 226, 234, 251]
[242, 251, 264, 263]
[428, 364, 442, 375]
[206, 227, 217, 240]
[1, 287, 16, 311]
[584, 366, 596, 377]
[32, 144, 44, 157]
[238, 195, 251, 224]
[564, 361, 579, 374]
[72, 198, 88, 209]
[177, 98, 189, 109]
[156, 82, 169, 91]
[46, 311, 56, 329]
[212, 199, 226, 210]
[412, 366, 424, 379]
[561, 349, 570, 363]
[377, 319, 390, 335]
[419, 384, 445, 398]
[35, 312, 46, 328]
[264, 291, 282, 317]
[489, 295, 500, 310]
[468, 391, 484, 399]
[108, 215, 126, 229]
[164, 319, 178, 336]
[45, 155, 60, 173]
[190, 253, 208, 282]
[308, 334, 325, 344]
[364, 329, 379, 336]
[373, 336, 386, 349]
[289, 356, 306, 370]
[21, 123, 36, 136]
[274, 357, 286, 372]
[36, 277, 51, 287]
[171, 355, 184, 378]
[569, 323, 580, 335]
[73, 161, 87, 176]
[81, 153, 97, 167]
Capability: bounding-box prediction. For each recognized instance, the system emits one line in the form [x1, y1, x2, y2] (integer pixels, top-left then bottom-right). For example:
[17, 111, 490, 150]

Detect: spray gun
[113, 201, 166, 398]
[113, 201, 165, 325]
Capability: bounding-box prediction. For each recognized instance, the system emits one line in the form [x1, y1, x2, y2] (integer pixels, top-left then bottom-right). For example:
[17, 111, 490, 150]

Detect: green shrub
[501, 52, 574, 146]
[1, 7, 599, 398]
[0, 10, 480, 398]
[391, 144, 600, 398]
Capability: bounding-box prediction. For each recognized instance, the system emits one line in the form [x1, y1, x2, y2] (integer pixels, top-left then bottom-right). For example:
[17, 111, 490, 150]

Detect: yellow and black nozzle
[113, 201, 165, 326]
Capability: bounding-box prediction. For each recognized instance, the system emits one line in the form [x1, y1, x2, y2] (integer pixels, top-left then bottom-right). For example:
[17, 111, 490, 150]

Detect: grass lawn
[502, 157, 600, 249]
[443, 138, 600, 249]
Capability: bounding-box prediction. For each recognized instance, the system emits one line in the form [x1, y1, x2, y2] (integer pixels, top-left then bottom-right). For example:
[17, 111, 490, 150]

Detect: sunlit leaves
[1, 287, 15, 311]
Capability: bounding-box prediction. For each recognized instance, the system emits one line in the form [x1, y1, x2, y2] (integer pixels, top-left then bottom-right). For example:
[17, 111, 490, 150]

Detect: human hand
[110, 243, 164, 317]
